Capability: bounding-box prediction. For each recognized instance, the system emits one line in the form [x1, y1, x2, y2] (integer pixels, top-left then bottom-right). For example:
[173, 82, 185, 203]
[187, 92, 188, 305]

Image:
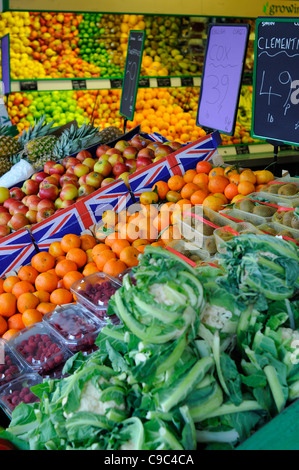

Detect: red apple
[125, 159, 137, 172]
[98, 153, 110, 162]
[112, 162, 129, 178]
[101, 178, 115, 187]
[96, 145, 110, 158]
[108, 154, 124, 166]
[26, 195, 41, 211]
[9, 187, 26, 201]
[0, 206, 8, 214]
[22, 179, 40, 195]
[78, 184, 95, 197]
[86, 172, 104, 189]
[26, 209, 37, 224]
[60, 184, 78, 201]
[93, 160, 112, 177]
[0, 212, 12, 225]
[21, 195, 30, 206]
[3, 197, 17, 210]
[38, 184, 60, 201]
[137, 148, 155, 159]
[8, 200, 25, 215]
[54, 197, 63, 210]
[167, 141, 183, 151]
[8, 213, 30, 230]
[123, 146, 138, 159]
[82, 157, 95, 170]
[40, 176, 60, 187]
[78, 174, 88, 186]
[146, 141, 161, 152]
[105, 147, 122, 156]
[114, 140, 130, 152]
[49, 163, 65, 175]
[76, 150, 93, 161]
[31, 171, 48, 183]
[12, 203, 30, 215]
[118, 172, 130, 188]
[0, 225, 10, 237]
[62, 156, 78, 169]
[59, 174, 78, 186]
[131, 134, 149, 150]
[136, 156, 153, 169]
[36, 207, 55, 222]
[61, 199, 75, 208]
[37, 199, 55, 212]
[65, 166, 76, 176]
[43, 161, 57, 174]
[154, 144, 173, 158]
[73, 163, 89, 178]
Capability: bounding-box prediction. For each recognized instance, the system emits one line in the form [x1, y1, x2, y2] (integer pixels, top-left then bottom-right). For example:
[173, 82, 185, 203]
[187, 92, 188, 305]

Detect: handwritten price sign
[196, 23, 250, 135]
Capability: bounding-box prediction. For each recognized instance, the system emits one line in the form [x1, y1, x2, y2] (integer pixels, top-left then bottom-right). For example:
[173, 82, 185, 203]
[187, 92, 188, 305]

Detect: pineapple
[23, 135, 58, 169]
[53, 122, 103, 158]
[0, 125, 22, 176]
[97, 126, 123, 144]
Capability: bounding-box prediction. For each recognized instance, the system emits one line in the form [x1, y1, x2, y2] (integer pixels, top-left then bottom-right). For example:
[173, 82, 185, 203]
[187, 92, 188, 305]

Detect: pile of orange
[0, 233, 102, 341]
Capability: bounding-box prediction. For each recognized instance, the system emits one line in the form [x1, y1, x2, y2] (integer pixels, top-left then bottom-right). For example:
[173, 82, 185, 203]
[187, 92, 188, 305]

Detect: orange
[152, 212, 172, 232]
[193, 173, 209, 185]
[254, 170, 274, 185]
[31, 251, 56, 273]
[55, 255, 66, 264]
[8, 313, 25, 331]
[102, 210, 118, 227]
[139, 217, 158, 241]
[120, 223, 140, 243]
[140, 204, 159, 220]
[0, 279, 4, 294]
[190, 190, 208, 205]
[119, 246, 140, 267]
[213, 193, 228, 204]
[224, 183, 239, 201]
[224, 166, 239, 178]
[161, 225, 180, 245]
[50, 288, 73, 306]
[17, 292, 40, 314]
[183, 169, 197, 184]
[231, 194, 246, 203]
[111, 239, 130, 257]
[166, 191, 182, 203]
[17, 266, 39, 284]
[202, 195, 225, 212]
[238, 181, 256, 196]
[180, 183, 200, 200]
[0, 315, 7, 336]
[208, 166, 225, 178]
[60, 233, 81, 253]
[66, 248, 87, 269]
[229, 173, 241, 186]
[55, 259, 78, 278]
[91, 243, 110, 258]
[22, 309, 43, 327]
[118, 210, 130, 224]
[239, 169, 257, 185]
[82, 262, 99, 277]
[35, 272, 59, 293]
[3, 276, 20, 293]
[85, 249, 94, 264]
[132, 239, 150, 248]
[105, 231, 122, 247]
[63, 271, 84, 290]
[2, 329, 19, 341]
[160, 202, 175, 213]
[151, 240, 165, 247]
[152, 181, 169, 200]
[94, 249, 117, 271]
[48, 241, 65, 259]
[167, 175, 185, 192]
[196, 161, 213, 174]
[255, 184, 267, 192]
[136, 244, 147, 253]
[208, 175, 230, 194]
[36, 302, 56, 315]
[80, 234, 97, 251]
[12, 281, 35, 298]
[33, 290, 50, 303]
[102, 258, 128, 276]
[0, 293, 17, 318]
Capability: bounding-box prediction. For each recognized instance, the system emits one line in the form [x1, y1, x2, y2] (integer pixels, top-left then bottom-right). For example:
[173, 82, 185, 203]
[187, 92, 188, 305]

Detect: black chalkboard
[120, 30, 145, 122]
[252, 18, 299, 146]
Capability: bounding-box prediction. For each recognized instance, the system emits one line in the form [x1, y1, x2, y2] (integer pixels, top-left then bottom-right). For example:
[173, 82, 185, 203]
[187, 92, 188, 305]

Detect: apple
[36, 207, 55, 222]
[76, 150, 93, 161]
[146, 141, 161, 152]
[130, 134, 149, 150]
[86, 172, 104, 189]
[3, 197, 17, 210]
[26, 195, 41, 211]
[38, 184, 60, 201]
[167, 141, 183, 151]
[9, 187, 25, 201]
[125, 159, 137, 173]
[137, 148, 155, 159]
[122, 146, 138, 159]
[60, 184, 78, 201]
[112, 162, 129, 178]
[0, 225, 10, 237]
[40, 176, 60, 188]
[93, 160, 112, 177]
[78, 184, 95, 197]
[0, 187, 10, 204]
[136, 156, 153, 169]
[54, 197, 63, 210]
[101, 177, 115, 187]
[154, 144, 173, 158]
[62, 156, 78, 169]
[59, 174, 78, 186]
[114, 140, 130, 152]
[82, 157, 95, 170]
[108, 154, 124, 166]
[98, 153, 110, 162]
[61, 199, 75, 208]
[0, 206, 8, 214]
[105, 147, 122, 156]
[26, 209, 37, 224]
[43, 161, 57, 174]
[65, 166, 76, 176]
[0, 212, 12, 225]
[78, 174, 88, 186]
[118, 172, 130, 188]
[13, 203, 31, 215]
[31, 171, 48, 183]
[22, 179, 40, 195]
[96, 145, 110, 158]
[73, 163, 90, 178]
[37, 199, 55, 212]
[49, 163, 65, 175]
[9, 200, 25, 215]
[8, 213, 30, 230]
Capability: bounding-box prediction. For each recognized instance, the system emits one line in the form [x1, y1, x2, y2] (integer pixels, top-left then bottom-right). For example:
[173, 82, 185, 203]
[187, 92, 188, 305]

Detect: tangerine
[50, 288, 73, 306]
[105, 231, 122, 247]
[167, 175, 185, 192]
[33, 290, 50, 303]
[224, 183, 239, 200]
[102, 258, 128, 276]
[66, 248, 87, 269]
[94, 249, 117, 270]
[35, 272, 59, 293]
[0, 293, 17, 318]
[91, 243, 110, 258]
[239, 169, 256, 184]
[2, 329, 19, 341]
[180, 183, 200, 200]
[22, 309, 43, 327]
[151, 180, 169, 200]
[208, 175, 230, 194]
[31, 251, 55, 273]
[3, 276, 20, 293]
[55, 259, 78, 278]
[60, 233, 81, 253]
[7, 313, 25, 330]
[183, 169, 197, 184]
[17, 292, 39, 314]
[190, 190, 208, 205]
[0, 279, 4, 294]
[238, 181, 256, 196]
[0, 315, 7, 336]
[208, 166, 225, 178]
[80, 234, 97, 251]
[82, 262, 99, 277]
[63, 271, 84, 290]
[111, 239, 130, 257]
[36, 302, 56, 315]
[202, 195, 225, 212]
[120, 246, 140, 267]
[196, 161, 213, 174]
[48, 241, 65, 259]
[193, 173, 209, 185]
[12, 281, 35, 298]
[17, 265, 39, 284]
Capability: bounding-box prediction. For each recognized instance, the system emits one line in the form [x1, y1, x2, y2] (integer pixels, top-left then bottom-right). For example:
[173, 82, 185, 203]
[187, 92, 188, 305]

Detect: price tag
[196, 23, 250, 135]
[157, 77, 171, 87]
[252, 18, 299, 146]
[72, 79, 87, 90]
[20, 81, 38, 91]
[120, 30, 145, 121]
[236, 144, 249, 154]
[181, 76, 194, 87]
[139, 77, 150, 88]
[110, 78, 123, 89]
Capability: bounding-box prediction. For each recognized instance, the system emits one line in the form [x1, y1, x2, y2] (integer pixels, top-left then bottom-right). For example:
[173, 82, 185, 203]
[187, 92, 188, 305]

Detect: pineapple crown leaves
[0, 124, 19, 137]
[17, 115, 56, 148]
[52, 121, 102, 158]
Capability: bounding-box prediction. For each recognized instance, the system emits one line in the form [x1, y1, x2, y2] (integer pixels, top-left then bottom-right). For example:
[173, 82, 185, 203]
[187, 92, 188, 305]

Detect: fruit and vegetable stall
[0, 3, 298, 453]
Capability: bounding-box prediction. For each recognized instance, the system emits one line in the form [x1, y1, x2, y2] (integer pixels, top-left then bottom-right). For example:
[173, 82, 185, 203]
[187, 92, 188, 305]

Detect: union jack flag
[0, 229, 37, 277]
[128, 158, 174, 201]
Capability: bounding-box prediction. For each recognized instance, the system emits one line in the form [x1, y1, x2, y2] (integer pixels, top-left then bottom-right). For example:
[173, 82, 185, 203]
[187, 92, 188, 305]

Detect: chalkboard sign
[196, 23, 250, 135]
[252, 18, 299, 146]
[120, 30, 145, 121]
[20, 80, 38, 92]
[1, 34, 10, 94]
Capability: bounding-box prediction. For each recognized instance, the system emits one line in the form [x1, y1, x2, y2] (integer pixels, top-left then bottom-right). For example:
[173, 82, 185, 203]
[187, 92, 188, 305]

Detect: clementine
[55, 259, 78, 278]
[7, 313, 25, 330]
[22, 309, 43, 327]
[35, 272, 59, 293]
[17, 292, 40, 314]
[12, 281, 35, 298]
[66, 248, 87, 269]
[63, 271, 84, 290]
[17, 265, 39, 284]
[31, 251, 55, 273]
[119, 246, 139, 267]
[60, 233, 81, 253]
[50, 288, 73, 305]
[102, 258, 128, 276]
